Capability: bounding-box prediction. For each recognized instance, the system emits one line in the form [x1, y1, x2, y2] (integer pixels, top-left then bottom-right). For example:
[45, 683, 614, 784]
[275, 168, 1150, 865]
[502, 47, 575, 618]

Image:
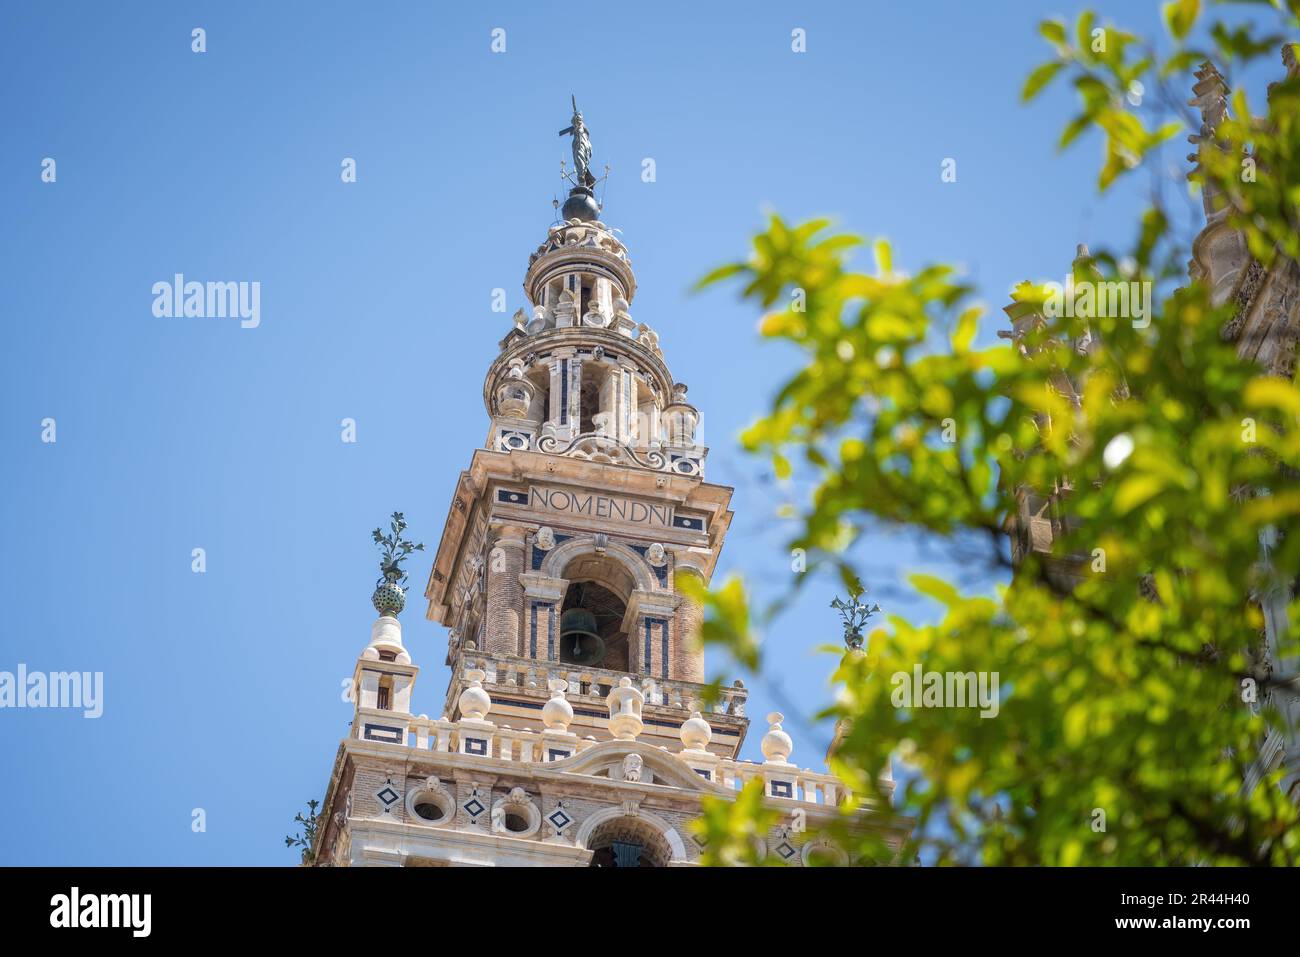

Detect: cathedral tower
[311, 106, 904, 866]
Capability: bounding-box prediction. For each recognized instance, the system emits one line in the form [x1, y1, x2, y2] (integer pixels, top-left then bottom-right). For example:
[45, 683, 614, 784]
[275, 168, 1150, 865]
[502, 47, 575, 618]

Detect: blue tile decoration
[560, 358, 569, 425]
[547, 809, 572, 831]
[463, 797, 485, 819]
[695, 768, 712, 781]
[363, 723, 404, 744]
[498, 430, 530, 451]
[497, 489, 528, 505]
[464, 737, 488, 756]
[548, 748, 571, 761]
[661, 620, 669, 680]
[771, 780, 794, 798]
[776, 841, 797, 860]
[376, 785, 400, 808]
[672, 514, 704, 531]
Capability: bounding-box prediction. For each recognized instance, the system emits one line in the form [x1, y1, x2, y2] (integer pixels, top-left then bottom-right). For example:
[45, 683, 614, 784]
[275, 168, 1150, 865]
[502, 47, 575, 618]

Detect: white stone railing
[370, 712, 857, 807]
[452, 651, 747, 718]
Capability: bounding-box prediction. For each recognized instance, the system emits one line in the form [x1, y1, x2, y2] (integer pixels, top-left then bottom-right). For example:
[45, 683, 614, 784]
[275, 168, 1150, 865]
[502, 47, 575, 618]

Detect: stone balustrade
[446, 650, 747, 717]
[354, 708, 860, 807]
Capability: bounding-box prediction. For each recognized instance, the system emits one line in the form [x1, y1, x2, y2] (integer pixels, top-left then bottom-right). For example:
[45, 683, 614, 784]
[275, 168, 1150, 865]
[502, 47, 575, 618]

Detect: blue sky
[0, 2, 1286, 864]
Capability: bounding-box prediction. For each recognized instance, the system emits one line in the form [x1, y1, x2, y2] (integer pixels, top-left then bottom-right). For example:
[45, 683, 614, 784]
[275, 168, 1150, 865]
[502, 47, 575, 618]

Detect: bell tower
[311, 104, 907, 867]
[423, 123, 747, 754]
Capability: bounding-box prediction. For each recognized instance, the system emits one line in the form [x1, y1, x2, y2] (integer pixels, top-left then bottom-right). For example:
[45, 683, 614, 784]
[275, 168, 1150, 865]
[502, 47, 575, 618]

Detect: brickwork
[485, 526, 526, 656]
[671, 567, 705, 683]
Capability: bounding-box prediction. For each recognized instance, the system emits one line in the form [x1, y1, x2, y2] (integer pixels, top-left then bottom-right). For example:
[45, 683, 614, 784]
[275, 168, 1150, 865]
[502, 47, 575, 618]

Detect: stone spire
[1187, 61, 1230, 221]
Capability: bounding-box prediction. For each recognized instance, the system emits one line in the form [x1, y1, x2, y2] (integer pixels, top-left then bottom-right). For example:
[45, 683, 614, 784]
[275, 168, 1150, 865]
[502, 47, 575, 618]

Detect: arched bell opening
[559, 581, 627, 671]
[579, 367, 605, 436]
[544, 545, 655, 672]
[585, 816, 671, 868]
[524, 366, 550, 424]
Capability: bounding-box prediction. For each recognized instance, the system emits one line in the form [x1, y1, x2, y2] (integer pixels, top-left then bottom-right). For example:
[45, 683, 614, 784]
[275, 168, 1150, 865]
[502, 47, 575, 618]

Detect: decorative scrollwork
[536, 431, 667, 471]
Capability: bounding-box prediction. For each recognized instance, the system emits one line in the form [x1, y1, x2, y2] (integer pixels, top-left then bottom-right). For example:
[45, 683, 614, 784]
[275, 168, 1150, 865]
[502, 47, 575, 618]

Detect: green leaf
[1022, 60, 1066, 101]
[1162, 0, 1200, 42]
[1058, 113, 1093, 149]
[1039, 19, 1067, 47]
[694, 262, 746, 291]
[953, 307, 980, 352]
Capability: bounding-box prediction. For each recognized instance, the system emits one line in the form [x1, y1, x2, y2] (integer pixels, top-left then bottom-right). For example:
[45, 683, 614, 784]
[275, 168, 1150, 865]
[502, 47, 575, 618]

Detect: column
[623, 589, 680, 680]
[520, 573, 566, 662]
[485, 525, 526, 656]
[672, 557, 708, 683]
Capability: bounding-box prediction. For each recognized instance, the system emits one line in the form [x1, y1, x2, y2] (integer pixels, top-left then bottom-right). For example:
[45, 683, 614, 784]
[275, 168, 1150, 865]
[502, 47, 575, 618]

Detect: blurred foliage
[695, 1, 1300, 865]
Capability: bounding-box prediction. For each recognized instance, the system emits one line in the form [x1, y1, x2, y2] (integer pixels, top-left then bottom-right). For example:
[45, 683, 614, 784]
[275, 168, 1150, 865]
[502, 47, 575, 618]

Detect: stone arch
[540, 537, 657, 596]
[575, 806, 688, 865]
[800, 839, 849, 867]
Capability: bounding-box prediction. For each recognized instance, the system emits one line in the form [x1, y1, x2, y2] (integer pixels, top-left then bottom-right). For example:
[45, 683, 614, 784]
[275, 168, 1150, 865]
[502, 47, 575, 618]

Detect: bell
[559, 608, 606, 666]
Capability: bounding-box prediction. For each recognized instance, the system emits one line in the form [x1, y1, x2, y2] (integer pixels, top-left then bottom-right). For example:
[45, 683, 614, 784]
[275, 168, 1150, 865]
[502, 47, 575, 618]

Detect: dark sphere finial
[561, 186, 600, 222]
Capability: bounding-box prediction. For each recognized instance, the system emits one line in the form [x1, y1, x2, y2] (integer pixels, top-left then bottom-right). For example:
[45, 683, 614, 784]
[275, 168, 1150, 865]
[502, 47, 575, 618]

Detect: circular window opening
[504, 812, 530, 833]
[803, 844, 847, 867]
[413, 801, 444, 822]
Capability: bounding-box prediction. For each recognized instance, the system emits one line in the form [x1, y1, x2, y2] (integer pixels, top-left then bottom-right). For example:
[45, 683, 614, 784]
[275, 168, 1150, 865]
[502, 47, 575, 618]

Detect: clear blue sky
[0, 2, 1283, 864]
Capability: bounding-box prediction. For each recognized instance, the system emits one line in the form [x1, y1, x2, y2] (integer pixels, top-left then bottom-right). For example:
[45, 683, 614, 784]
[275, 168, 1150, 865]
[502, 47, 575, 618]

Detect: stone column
[672, 554, 710, 684]
[520, 573, 567, 662]
[568, 354, 583, 434]
[547, 350, 580, 439]
[623, 589, 680, 680]
[614, 363, 637, 444]
[485, 525, 526, 657]
[546, 357, 563, 436]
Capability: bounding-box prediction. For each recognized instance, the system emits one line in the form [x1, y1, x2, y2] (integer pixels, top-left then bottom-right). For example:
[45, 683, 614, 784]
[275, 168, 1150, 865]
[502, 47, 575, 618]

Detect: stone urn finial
[680, 709, 712, 752]
[542, 679, 573, 732]
[458, 669, 492, 722]
[606, 676, 645, 741]
[761, 712, 794, 763]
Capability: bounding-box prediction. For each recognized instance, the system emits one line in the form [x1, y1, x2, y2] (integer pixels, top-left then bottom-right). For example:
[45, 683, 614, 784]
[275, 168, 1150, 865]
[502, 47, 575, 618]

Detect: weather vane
[558, 94, 595, 188]
[370, 511, 425, 616]
[831, 580, 880, 651]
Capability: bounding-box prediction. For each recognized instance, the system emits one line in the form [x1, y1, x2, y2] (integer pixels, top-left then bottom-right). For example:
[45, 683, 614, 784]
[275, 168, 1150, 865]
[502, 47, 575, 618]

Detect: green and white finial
[370, 512, 425, 616]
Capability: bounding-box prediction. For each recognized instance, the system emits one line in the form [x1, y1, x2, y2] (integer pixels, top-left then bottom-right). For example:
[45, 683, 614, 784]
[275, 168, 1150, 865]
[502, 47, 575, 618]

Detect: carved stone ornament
[622, 753, 644, 783]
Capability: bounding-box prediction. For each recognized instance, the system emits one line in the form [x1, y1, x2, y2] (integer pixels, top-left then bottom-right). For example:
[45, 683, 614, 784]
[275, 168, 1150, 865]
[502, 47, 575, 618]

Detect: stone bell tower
[310, 106, 906, 867]
[423, 159, 750, 755]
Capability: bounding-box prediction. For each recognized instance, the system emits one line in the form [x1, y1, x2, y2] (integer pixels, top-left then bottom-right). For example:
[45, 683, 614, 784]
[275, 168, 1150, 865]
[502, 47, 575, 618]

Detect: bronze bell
[559, 608, 606, 666]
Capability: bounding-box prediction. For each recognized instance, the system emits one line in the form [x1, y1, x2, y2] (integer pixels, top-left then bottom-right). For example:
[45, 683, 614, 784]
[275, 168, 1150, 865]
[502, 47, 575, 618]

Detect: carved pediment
[550, 739, 721, 793]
